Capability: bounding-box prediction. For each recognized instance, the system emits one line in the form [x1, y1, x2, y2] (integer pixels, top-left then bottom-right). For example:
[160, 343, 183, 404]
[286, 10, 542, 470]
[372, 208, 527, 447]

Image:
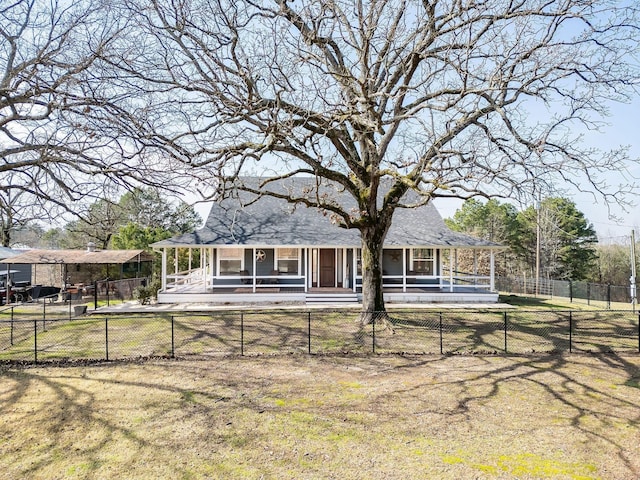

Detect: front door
[319, 249, 335, 287]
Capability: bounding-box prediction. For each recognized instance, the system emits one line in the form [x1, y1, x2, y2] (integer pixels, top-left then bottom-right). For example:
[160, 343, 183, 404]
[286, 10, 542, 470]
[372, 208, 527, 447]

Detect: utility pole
[535, 196, 541, 296]
[631, 230, 637, 311]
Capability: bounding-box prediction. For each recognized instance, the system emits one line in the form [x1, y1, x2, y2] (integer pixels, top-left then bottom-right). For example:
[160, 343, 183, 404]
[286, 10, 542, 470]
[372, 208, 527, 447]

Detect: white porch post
[449, 248, 454, 293]
[201, 248, 206, 292]
[352, 248, 357, 293]
[252, 247, 257, 293]
[174, 248, 178, 275]
[304, 248, 313, 293]
[490, 250, 495, 291]
[161, 248, 167, 291]
[310, 248, 317, 289]
[402, 248, 407, 292]
[342, 248, 347, 289]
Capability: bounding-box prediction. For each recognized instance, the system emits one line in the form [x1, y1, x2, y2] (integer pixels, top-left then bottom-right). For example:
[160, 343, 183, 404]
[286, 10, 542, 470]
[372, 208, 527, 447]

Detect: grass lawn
[1, 354, 639, 479]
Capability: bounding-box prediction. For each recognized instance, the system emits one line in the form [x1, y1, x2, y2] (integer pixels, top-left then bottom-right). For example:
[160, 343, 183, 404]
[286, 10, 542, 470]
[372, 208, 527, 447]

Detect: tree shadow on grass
[385, 352, 640, 477]
[0, 362, 262, 479]
[0, 366, 150, 477]
[0, 357, 370, 479]
[1, 352, 640, 478]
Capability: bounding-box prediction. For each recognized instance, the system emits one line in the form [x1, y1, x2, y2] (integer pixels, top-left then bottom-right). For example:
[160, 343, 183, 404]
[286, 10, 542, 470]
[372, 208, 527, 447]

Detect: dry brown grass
[1, 354, 640, 479]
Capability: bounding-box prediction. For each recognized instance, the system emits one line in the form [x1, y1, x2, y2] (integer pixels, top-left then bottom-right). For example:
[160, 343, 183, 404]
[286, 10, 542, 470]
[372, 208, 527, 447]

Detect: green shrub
[133, 280, 160, 305]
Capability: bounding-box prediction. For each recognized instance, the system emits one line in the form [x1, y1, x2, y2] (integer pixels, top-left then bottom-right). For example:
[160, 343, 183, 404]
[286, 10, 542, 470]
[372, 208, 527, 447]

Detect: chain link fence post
[33, 318, 37, 364]
[569, 311, 573, 353]
[504, 311, 508, 353]
[240, 312, 244, 356]
[372, 312, 376, 354]
[10, 307, 14, 346]
[569, 281, 573, 303]
[105, 317, 109, 361]
[307, 311, 311, 354]
[171, 315, 175, 358]
[439, 312, 443, 355]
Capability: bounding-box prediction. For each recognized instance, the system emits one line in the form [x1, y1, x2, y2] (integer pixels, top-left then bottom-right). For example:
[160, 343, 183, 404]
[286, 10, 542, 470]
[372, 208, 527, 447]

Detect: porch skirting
[157, 292, 306, 304]
[157, 289, 498, 305]
[384, 291, 499, 303]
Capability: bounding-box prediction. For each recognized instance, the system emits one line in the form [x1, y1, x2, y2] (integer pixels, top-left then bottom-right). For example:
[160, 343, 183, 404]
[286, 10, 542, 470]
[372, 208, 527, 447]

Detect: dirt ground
[1, 353, 639, 479]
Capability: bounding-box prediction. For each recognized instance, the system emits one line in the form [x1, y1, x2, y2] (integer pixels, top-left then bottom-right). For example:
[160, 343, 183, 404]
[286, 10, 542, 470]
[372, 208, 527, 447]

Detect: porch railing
[164, 268, 306, 292]
[212, 274, 305, 290]
[164, 270, 493, 293]
[165, 268, 208, 291]
[356, 272, 493, 291]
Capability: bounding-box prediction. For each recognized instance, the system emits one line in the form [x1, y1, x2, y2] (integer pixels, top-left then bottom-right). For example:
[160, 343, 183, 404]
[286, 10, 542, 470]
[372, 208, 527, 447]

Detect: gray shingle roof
[154, 177, 501, 249]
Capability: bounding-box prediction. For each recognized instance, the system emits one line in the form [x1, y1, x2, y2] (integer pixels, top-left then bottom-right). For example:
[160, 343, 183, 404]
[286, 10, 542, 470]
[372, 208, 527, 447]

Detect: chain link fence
[1, 309, 638, 363]
[89, 277, 149, 306]
[497, 276, 638, 308]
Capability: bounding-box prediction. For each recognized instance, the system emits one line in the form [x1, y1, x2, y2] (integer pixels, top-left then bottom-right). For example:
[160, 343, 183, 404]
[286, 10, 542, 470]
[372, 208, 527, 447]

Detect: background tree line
[10, 187, 202, 280]
[2, 190, 202, 252]
[446, 198, 637, 286]
[12, 187, 201, 251]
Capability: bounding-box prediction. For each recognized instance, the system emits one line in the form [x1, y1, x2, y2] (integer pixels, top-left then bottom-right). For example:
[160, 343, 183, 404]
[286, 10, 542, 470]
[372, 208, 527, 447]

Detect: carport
[3, 246, 154, 304]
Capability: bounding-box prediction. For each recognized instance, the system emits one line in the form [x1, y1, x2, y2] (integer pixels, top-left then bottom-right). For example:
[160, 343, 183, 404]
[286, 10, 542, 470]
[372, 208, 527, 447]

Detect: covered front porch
[155, 246, 499, 304]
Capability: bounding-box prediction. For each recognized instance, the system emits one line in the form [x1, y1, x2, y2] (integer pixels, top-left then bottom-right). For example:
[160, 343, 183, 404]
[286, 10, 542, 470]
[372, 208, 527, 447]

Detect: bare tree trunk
[360, 226, 385, 312]
[359, 224, 393, 331]
[1, 225, 9, 248]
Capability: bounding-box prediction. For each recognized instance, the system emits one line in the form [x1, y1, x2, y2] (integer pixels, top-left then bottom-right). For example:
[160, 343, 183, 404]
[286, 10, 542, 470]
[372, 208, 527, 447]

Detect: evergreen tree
[519, 198, 598, 280]
[40, 189, 202, 251]
[448, 197, 598, 281]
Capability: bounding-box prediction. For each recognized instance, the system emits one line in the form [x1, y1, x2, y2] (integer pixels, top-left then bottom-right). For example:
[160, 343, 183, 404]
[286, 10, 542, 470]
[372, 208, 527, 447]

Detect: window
[276, 248, 299, 274]
[219, 248, 243, 274]
[411, 248, 435, 275]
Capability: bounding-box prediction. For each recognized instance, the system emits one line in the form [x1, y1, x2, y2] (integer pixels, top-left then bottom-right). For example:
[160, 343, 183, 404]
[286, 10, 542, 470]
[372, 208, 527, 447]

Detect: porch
[155, 245, 499, 304]
[157, 263, 498, 304]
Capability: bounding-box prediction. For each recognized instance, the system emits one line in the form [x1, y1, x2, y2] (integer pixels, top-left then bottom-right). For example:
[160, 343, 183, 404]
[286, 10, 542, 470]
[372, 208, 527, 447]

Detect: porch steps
[305, 292, 359, 304]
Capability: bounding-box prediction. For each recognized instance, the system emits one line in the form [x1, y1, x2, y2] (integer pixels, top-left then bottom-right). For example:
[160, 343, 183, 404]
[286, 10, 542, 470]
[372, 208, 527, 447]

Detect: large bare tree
[0, 0, 176, 242]
[110, 0, 639, 314]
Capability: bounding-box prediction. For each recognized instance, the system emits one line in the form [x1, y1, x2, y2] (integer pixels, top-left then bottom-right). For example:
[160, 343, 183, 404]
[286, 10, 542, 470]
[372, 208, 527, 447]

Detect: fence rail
[0, 309, 638, 363]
